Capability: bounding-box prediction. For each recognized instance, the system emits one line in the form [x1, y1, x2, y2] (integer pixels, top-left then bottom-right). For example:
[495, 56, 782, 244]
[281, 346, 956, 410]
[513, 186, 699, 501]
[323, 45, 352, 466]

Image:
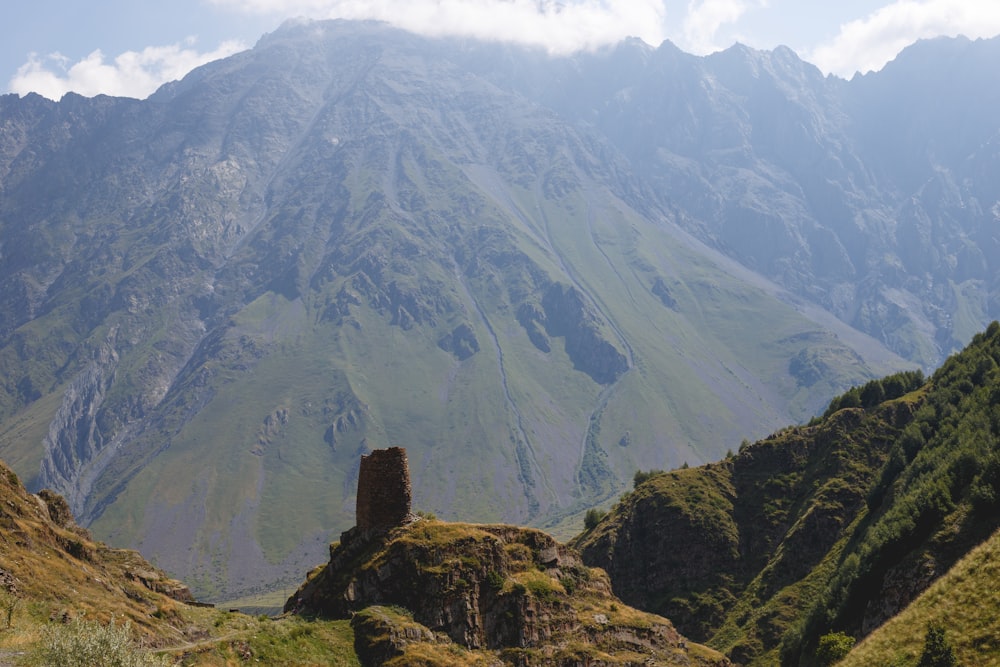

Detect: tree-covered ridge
[785, 320, 1000, 664]
[574, 398, 912, 664]
[819, 368, 925, 418]
[576, 322, 1000, 666]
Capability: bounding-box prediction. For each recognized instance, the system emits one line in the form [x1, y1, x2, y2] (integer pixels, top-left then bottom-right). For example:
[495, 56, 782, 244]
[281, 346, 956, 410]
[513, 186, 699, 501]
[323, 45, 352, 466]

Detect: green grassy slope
[838, 525, 1000, 667]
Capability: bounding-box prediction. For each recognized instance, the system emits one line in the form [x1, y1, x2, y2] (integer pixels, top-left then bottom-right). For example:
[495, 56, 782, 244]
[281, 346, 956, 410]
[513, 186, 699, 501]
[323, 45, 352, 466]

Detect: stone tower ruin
[355, 446, 412, 532]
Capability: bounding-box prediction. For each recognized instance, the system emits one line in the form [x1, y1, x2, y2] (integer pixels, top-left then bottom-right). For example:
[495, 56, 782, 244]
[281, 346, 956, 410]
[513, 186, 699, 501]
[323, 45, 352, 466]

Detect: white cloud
[209, 0, 667, 55]
[681, 0, 761, 54]
[9, 39, 246, 100]
[810, 0, 1000, 78]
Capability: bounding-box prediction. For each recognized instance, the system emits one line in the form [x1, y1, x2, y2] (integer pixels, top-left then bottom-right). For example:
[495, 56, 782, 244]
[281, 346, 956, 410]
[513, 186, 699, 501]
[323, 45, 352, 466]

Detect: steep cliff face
[575, 392, 917, 664]
[286, 519, 731, 666]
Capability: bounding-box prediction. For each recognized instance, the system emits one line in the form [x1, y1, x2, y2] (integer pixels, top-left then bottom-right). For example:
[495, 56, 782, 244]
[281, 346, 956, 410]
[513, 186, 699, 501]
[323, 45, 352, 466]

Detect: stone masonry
[355, 447, 412, 532]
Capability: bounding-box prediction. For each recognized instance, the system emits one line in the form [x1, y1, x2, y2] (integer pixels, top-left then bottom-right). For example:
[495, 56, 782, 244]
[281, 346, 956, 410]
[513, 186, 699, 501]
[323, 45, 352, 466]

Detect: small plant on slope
[815, 631, 855, 665]
[917, 624, 957, 667]
[26, 618, 168, 667]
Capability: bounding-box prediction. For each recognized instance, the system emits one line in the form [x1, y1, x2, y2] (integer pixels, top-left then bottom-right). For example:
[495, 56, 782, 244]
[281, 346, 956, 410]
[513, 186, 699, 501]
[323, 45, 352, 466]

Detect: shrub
[524, 577, 558, 602]
[917, 624, 956, 667]
[815, 631, 855, 665]
[511, 570, 562, 603]
[27, 618, 168, 667]
[486, 570, 505, 591]
[633, 469, 664, 488]
[583, 508, 606, 530]
[0, 589, 17, 629]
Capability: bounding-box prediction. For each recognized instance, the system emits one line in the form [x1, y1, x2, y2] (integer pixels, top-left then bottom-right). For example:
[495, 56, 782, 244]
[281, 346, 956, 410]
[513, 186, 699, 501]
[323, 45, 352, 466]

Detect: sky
[5, 0, 1000, 100]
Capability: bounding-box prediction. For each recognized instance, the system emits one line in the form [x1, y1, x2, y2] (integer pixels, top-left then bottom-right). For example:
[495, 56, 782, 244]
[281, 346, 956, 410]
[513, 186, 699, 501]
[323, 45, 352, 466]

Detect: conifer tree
[917, 624, 957, 667]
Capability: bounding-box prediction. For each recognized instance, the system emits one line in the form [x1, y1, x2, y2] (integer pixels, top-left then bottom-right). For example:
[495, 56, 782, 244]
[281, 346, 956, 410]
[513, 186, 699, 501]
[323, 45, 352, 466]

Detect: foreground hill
[0, 448, 728, 665]
[286, 518, 730, 666]
[0, 458, 357, 665]
[0, 19, 926, 600]
[0, 459, 195, 640]
[575, 322, 1000, 665]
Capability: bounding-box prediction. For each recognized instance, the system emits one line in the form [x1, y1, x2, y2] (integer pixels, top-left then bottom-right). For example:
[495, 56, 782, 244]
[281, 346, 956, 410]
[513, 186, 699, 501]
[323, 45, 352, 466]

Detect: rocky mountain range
[1, 19, 999, 600]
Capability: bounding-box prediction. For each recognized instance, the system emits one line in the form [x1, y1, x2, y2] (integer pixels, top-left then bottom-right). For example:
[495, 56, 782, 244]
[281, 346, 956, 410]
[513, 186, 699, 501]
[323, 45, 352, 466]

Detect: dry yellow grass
[840, 526, 1000, 667]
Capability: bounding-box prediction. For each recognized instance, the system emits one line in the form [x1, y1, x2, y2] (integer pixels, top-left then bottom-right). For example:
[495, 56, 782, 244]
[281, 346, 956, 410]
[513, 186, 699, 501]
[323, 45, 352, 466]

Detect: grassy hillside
[839, 525, 1000, 666]
[575, 321, 1000, 666]
[0, 456, 363, 665]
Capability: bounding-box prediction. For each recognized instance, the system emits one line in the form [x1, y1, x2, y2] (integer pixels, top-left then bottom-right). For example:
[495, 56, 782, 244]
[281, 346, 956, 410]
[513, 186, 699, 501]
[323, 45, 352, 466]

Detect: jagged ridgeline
[574, 321, 1000, 666]
[0, 19, 927, 601]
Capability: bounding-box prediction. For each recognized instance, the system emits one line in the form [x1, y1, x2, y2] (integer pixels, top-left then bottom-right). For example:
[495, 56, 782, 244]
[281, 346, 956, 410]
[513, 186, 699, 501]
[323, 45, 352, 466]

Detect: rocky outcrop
[351, 605, 438, 666]
[574, 465, 741, 641]
[517, 284, 629, 385]
[651, 277, 678, 310]
[438, 322, 480, 360]
[0, 459, 202, 630]
[286, 520, 730, 666]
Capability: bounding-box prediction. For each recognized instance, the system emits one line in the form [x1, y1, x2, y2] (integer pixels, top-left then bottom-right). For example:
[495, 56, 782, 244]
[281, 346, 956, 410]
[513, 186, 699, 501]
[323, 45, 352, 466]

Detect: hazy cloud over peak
[681, 0, 765, 55]
[210, 0, 668, 54]
[809, 0, 1000, 77]
[7, 0, 1000, 99]
[9, 39, 245, 100]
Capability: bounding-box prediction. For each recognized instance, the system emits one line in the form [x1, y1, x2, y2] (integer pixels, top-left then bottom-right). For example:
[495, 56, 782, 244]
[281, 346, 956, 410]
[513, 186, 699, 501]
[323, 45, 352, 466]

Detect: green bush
[583, 508, 606, 530]
[486, 570, 505, 591]
[27, 618, 168, 667]
[633, 469, 664, 488]
[524, 578, 558, 602]
[917, 624, 956, 667]
[815, 631, 855, 665]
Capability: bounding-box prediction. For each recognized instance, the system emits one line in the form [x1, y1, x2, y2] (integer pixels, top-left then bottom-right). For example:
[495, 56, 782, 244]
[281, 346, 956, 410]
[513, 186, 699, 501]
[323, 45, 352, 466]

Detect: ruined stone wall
[356, 447, 412, 532]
